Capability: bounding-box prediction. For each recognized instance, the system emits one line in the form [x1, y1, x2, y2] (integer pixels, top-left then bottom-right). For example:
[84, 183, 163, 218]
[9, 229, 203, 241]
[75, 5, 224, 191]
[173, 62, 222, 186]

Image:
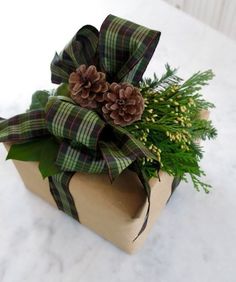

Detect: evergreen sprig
[127, 65, 217, 192]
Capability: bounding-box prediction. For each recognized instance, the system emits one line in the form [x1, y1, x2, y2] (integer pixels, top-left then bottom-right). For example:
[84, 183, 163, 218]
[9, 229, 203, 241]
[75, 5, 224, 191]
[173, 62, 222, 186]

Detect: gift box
[4, 143, 174, 253]
[3, 109, 209, 253]
[0, 14, 216, 254]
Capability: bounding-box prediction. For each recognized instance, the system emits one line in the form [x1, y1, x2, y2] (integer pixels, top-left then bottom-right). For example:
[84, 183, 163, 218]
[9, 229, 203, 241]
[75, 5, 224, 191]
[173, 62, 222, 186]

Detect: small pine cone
[102, 82, 144, 126]
[69, 65, 109, 109]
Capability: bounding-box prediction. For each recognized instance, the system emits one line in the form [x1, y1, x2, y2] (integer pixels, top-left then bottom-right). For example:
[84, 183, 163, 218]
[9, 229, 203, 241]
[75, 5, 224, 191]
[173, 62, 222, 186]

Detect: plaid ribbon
[51, 25, 99, 84]
[51, 14, 161, 86]
[0, 110, 48, 142]
[99, 14, 161, 84]
[44, 97, 157, 181]
[1, 15, 161, 238]
[0, 97, 157, 236]
[48, 172, 79, 221]
[45, 97, 105, 151]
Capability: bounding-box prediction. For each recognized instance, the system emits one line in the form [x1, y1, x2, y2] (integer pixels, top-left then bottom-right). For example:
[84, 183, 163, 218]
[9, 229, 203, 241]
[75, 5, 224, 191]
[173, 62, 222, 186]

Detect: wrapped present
[0, 15, 217, 253]
[4, 142, 174, 253]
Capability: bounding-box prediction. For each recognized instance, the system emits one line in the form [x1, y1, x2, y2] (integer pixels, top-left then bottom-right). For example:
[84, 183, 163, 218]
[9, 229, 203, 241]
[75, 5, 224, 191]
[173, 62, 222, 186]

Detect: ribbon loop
[45, 97, 105, 151]
[50, 14, 161, 86]
[51, 25, 99, 84]
[0, 110, 48, 143]
[99, 14, 161, 85]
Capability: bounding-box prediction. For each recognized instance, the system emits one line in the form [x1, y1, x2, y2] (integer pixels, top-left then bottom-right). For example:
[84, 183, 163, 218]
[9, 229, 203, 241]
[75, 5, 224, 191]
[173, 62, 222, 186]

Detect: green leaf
[54, 83, 70, 97]
[29, 90, 50, 110]
[6, 139, 43, 161]
[38, 138, 61, 178]
[7, 137, 61, 178]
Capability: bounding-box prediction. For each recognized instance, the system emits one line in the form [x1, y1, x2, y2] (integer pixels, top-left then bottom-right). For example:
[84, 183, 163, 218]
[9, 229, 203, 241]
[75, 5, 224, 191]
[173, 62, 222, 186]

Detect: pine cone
[69, 65, 109, 109]
[102, 82, 144, 126]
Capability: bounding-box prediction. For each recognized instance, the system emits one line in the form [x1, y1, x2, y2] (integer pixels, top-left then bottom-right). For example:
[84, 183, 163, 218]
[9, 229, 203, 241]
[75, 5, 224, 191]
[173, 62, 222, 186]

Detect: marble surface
[0, 0, 236, 281]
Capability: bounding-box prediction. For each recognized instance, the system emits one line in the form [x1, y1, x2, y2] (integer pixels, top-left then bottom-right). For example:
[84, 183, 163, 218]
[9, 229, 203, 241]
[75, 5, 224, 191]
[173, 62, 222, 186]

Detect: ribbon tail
[48, 171, 80, 221]
[99, 140, 133, 182]
[99, 125, 158, 182]
[167, 176, 181, 204]
[132, 161, 151, 241]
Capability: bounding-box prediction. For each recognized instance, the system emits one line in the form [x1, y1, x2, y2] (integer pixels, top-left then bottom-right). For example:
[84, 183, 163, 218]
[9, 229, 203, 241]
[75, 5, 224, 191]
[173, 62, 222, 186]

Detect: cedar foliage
[127, 65, 217, 192]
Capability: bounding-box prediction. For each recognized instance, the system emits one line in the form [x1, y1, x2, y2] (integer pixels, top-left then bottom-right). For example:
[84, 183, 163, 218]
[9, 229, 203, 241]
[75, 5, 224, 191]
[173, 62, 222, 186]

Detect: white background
[0, 1, 236, 282]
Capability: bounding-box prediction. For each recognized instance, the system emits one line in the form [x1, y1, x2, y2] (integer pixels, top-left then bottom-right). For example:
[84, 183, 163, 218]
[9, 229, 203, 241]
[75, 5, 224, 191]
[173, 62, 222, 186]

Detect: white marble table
[0, 0, 236, 281]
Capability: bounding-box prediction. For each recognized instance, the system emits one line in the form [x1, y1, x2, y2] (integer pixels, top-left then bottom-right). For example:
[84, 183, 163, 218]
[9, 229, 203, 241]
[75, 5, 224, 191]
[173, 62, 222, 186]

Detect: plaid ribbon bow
[45, 97, 156, 180]
[0, 15, 161, 239]
[51, 14, 161, 85]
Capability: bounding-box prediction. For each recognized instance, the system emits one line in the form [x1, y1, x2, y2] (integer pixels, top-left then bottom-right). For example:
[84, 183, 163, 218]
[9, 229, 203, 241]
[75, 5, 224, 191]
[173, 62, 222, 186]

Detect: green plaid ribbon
[51, 25, 99, 84]
[1, 15, 161, 237]
[56, 142, 106, 174]
[51, 14, 161, 86]
[99, 14, 161, 84]
[0, 110, 48, 142]
[48, 172, 79, 220]
[0, 96, 157, 233]
[44, 97, 156, 181]
[45, 97, 105, 151]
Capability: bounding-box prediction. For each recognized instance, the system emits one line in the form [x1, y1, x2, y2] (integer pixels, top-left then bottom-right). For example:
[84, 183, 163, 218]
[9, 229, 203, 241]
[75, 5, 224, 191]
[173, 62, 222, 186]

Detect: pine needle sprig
[140, 64, 182, 93]
[127, 65, 217, 192]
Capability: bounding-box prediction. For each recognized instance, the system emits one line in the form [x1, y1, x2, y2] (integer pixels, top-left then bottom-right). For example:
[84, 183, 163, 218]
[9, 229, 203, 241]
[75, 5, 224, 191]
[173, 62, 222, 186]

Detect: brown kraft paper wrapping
[4, 143, 173, 253]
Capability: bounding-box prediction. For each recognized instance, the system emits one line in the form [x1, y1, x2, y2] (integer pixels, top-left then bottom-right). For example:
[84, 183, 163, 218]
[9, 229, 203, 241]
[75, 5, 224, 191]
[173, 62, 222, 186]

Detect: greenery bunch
[127, 65, 217, 192]
[19, 64, 217, 192]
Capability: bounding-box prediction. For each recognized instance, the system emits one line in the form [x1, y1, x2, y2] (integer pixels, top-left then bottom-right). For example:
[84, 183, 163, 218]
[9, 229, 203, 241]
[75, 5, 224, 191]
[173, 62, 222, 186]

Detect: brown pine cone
[69, 65, 109, 109]
[102, 82, 144, 126]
